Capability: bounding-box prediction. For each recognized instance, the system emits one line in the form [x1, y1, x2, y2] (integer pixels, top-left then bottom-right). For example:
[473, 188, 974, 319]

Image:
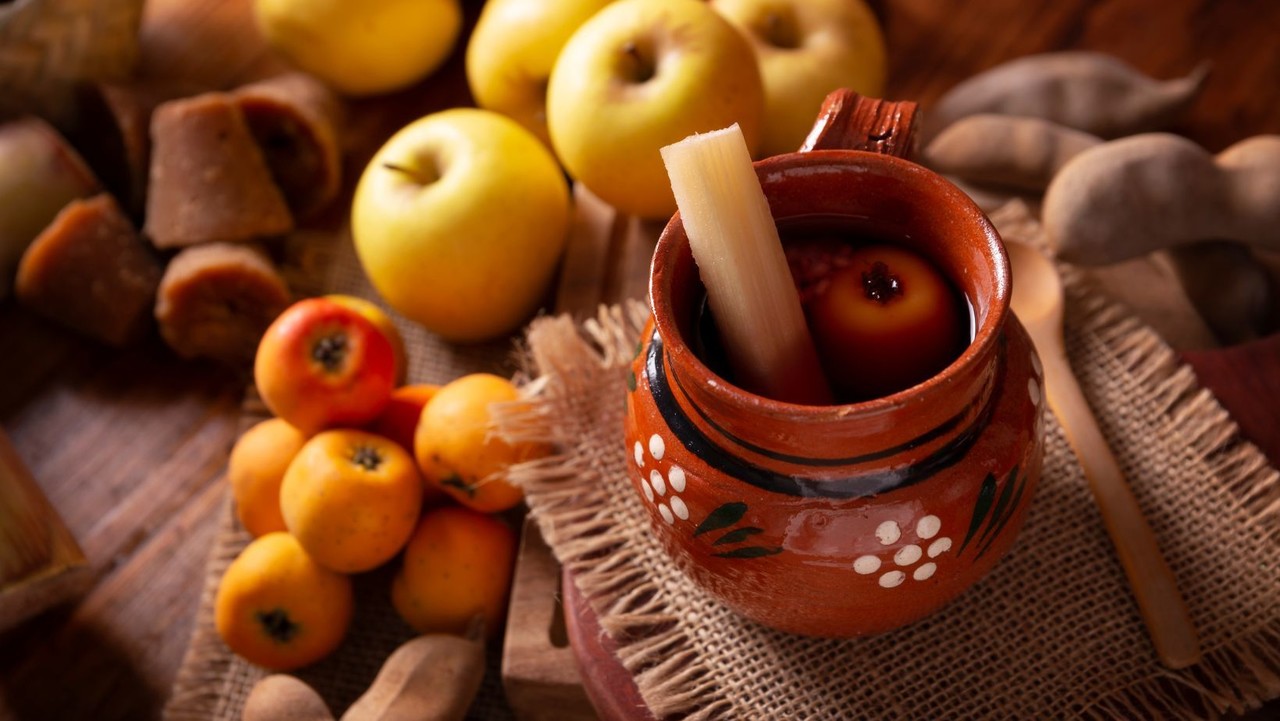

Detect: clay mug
[622, 91, 1046, 637]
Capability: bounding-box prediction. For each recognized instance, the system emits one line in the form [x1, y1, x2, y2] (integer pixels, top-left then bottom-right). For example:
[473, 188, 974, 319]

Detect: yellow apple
[254, 0, 462, 97]
[466, 0, 615, 149]
[711, 0, 887, 158]
[546, 0, 764, 219]
[351, 109, 570, 343]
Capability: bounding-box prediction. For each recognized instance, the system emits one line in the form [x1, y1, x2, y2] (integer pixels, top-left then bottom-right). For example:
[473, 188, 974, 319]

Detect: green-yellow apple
[0, 117, 100, 299]
[254, 0, 462, 97]
[546, 0, 764, 219]
[466, 0, 615, 149]
[351, 109, 569, 343]
[711, 0, 887, 158]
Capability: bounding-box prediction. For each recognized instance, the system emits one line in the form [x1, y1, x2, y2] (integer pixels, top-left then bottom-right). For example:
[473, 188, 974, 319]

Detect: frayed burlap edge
[497, 284, 1280, 720]
[1061, 273, 1280, 720]
[500, 303, 734, 720]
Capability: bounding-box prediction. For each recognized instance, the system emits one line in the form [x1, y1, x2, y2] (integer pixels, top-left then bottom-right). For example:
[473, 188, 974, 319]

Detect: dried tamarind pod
[923, 114, 1102, 192]
[145, 93, 294, 249]
[233, 73, 344, 221]
[242, 674, 335, 721]
[925, 52, 1209, 140]
[340, 628, 485, 721]
[1165, 241, 1278, 345]
[155, 242, 291, 364]
[15, 194, 162, 346]
[1043, 133, 1280, 265]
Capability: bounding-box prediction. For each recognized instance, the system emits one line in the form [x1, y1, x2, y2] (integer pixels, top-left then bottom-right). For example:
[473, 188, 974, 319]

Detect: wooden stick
[661, 125, 832, 404]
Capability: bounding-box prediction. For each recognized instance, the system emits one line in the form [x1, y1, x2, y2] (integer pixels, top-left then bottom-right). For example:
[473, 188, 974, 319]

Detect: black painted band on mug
[644, 330, 1000, 499]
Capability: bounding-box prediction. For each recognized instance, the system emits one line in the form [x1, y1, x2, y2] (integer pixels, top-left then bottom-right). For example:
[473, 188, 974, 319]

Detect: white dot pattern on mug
[658, 503, 674, 524]
[635, 430, 956, 588]
[632, 432, 690, 527]
[649, 469, 666, 496]
[875, 521, 901, 545]
[853, 514, 953, 590]
[648, 434, 665, 460]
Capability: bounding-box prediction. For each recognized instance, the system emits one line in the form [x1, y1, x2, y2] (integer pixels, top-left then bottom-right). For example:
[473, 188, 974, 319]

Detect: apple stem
[621, 41, 655, 83]
[382, 162, 438, 185]
[761, 11, 800, 49]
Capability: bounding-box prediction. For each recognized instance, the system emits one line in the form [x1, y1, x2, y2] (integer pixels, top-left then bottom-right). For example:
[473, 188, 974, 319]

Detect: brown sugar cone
[233, 73, 344, 221]
[63, 81, 200, 221]
[155, 242, 291, 365]
[144, 92, 294, 249]
[15, 193, 162, 346]
[0, 116, 101, 298]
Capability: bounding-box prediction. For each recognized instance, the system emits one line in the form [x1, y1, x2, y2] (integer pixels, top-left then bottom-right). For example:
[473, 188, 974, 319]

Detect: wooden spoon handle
[1040, 350, 1202, 669]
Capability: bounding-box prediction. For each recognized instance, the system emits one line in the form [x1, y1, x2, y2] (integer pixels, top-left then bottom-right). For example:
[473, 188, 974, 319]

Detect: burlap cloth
[165, 203, 1280, 720]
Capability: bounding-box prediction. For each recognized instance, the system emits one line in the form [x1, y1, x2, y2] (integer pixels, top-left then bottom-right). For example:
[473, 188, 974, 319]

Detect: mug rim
[649, 148, 1010, 420]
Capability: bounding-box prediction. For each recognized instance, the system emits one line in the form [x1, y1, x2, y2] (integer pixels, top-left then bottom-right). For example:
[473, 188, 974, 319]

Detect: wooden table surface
[1, 0, 1278, 719]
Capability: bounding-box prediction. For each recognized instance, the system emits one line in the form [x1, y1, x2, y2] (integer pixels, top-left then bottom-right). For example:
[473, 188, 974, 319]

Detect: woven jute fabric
[502, 203, 1280, 720]
[163, 228, 522, 721]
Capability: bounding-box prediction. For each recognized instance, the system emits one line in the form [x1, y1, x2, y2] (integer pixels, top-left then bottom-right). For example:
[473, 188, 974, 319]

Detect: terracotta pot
[622, 91, 1046, 638]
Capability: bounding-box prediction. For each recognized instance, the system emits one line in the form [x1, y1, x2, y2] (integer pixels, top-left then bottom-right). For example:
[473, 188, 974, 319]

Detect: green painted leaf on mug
[627, 370, 637, 392]
[960, 472, 997, 554]
[694, 502, 748, 537]
[713, 526, 763, 546]
[976, 464, 1019, 552]
[978, 466, 1026, 559]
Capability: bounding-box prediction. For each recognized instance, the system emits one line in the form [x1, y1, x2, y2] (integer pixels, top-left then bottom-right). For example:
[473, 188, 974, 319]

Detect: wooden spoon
[1006, 240, 1202, 670]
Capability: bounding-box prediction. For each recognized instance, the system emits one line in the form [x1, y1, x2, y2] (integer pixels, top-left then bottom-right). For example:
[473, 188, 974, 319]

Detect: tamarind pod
[1165, 241, 1278, 346]
[242, 674, 335, 721]
[1216, 135, 1280, 240]
[924, 52, 1209, 140]
[923, 114, 1101, 192]
[339, 630, 485, 721]
[1043, 133, 1280, 266]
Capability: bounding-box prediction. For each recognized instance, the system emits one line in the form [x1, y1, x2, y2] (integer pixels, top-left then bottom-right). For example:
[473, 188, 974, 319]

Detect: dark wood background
[1, 0, 1277, 718]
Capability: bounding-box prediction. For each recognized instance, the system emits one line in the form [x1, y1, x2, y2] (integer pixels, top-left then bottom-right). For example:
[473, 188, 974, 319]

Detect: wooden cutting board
[0, 429, 91, 632]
